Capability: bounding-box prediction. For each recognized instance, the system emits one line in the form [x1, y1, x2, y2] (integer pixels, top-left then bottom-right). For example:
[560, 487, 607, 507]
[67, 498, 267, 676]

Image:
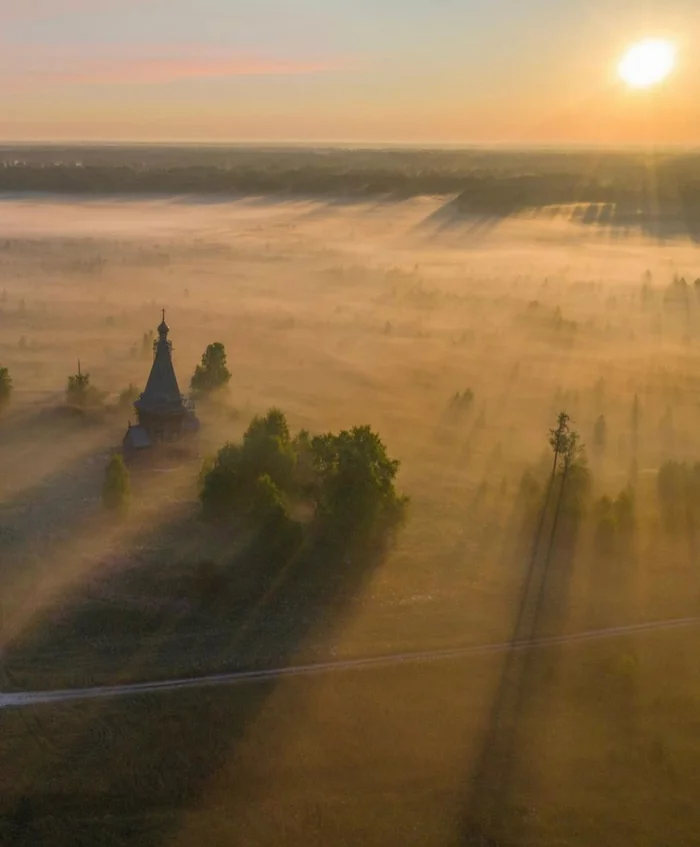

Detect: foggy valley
[2, 160, 700, 845]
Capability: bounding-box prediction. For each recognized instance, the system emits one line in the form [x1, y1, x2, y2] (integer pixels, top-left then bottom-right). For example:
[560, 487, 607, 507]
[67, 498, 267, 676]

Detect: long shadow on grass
[460, 477, 583, 846]
[0, 516, 391, 846]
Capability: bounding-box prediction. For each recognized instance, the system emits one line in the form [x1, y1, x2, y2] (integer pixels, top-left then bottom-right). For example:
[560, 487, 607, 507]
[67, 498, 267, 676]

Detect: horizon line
[1, 139, 699, 153]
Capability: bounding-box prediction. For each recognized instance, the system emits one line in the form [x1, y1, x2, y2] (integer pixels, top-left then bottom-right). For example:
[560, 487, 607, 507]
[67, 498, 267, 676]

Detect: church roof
[135, 310, 186, 416]
[123, 424, 151, 450]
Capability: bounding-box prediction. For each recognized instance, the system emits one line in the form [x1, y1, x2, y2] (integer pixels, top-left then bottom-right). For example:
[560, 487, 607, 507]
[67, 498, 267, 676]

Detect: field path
[2, 615, 698, 710]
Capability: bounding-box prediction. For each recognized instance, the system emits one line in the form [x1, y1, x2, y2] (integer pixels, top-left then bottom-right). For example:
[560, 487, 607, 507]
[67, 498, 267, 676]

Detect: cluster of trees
[200, 408, 407, 547]
[1, 336, 232, 421]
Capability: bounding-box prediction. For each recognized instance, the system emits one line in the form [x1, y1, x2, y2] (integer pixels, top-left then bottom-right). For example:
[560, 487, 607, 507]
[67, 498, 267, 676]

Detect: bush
[102, 453, 130, 513]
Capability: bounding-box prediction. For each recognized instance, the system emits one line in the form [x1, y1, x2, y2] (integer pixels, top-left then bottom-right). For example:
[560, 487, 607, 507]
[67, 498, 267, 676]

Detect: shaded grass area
[0, 504, 403, 843]
[2, 628, 700, 846]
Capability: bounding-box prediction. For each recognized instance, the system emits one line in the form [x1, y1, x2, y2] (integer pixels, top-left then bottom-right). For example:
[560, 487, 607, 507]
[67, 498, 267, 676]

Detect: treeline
[2, 157, 700, 222]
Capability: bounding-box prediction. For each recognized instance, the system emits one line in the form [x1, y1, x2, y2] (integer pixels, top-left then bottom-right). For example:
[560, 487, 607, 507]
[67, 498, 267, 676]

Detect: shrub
[102, 454, 130, 513]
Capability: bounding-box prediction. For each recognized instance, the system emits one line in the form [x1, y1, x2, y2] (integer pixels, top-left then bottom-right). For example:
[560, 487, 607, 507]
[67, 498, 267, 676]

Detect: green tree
[311, 425, 407, 541]
[251, 473, 286, 523]
[191, 342, 232, 395]
[200, 409, 295, 519]
[0, 366, 12, 414]
[102, 453, 130, 513]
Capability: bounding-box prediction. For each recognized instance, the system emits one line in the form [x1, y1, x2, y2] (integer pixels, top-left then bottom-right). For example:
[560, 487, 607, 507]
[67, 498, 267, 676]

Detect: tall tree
[545, 428, 587, 565]
[527, 412, 571, 570]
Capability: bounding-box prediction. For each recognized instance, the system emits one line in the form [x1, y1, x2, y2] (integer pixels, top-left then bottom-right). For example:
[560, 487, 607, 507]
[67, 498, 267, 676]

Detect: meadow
[1, 176, 700, 845]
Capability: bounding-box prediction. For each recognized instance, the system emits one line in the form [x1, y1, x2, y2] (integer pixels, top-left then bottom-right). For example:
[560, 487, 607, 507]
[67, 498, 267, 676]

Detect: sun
[618, 39, 676, 89]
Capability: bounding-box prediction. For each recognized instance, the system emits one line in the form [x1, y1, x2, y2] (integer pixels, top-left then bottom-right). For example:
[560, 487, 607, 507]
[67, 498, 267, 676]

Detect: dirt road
[2, 615, 698, 710]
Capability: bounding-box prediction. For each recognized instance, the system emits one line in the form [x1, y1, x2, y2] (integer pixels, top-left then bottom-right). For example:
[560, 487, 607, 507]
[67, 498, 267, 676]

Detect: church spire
[135, 310, 184, 416]
[157, 308, 169, 340]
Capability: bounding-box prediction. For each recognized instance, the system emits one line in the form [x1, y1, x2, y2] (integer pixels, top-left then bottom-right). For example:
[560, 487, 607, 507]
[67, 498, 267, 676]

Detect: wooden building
[123, 311, 199, 456]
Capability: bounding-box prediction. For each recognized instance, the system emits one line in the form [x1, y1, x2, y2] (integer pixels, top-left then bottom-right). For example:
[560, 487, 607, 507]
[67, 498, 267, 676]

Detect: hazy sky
[2, 0, 699, 144]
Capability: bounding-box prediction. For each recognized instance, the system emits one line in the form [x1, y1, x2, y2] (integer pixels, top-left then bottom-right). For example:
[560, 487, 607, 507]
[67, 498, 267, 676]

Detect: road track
[2, 615, 698, 710]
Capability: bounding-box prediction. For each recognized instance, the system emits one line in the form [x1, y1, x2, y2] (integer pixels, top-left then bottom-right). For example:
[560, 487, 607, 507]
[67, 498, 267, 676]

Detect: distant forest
[1, 146, 700, 233]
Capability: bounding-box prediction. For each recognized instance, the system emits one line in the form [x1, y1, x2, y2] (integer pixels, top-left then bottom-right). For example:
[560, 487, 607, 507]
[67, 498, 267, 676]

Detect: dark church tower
[123, 311, 198, 455]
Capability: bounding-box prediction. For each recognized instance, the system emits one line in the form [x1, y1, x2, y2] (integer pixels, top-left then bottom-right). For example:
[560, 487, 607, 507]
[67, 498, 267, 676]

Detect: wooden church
[123, 311, 199, 456]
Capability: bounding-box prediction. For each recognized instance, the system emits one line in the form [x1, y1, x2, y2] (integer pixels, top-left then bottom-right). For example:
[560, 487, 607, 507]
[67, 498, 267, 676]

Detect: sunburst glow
[618, 39, 676, 89]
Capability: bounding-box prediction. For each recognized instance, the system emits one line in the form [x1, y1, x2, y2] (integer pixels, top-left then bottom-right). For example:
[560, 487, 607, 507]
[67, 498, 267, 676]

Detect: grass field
[2, 189, 700, 844]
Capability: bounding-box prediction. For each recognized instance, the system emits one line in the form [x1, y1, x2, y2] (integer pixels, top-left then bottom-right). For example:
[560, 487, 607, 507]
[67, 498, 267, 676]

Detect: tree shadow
[460, 478, 584, 845]
[0, 514, 393, 846]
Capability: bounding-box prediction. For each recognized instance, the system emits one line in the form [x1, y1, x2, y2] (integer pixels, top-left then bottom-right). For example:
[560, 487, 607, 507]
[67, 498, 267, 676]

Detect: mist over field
[2, 148, 700, 846]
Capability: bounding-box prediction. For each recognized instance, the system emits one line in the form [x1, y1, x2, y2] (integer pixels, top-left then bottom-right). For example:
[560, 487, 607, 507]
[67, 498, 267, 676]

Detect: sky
[1, 0, 700, 144]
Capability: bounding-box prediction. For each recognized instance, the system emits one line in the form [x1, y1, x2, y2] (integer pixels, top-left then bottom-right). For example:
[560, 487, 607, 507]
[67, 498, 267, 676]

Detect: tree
[0, 366, 12, 414]
[251, 473, 286, 523]
[66, 365, 91, 407]
[66, 363, 105, 409]
[593, 414, 607, 454]
[191, 342, 231, 395]
[548, 412, 570, 487]
[200, 409, 295, 519]
[311, 425, 407, 541]
[102, 453, 130, 513]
